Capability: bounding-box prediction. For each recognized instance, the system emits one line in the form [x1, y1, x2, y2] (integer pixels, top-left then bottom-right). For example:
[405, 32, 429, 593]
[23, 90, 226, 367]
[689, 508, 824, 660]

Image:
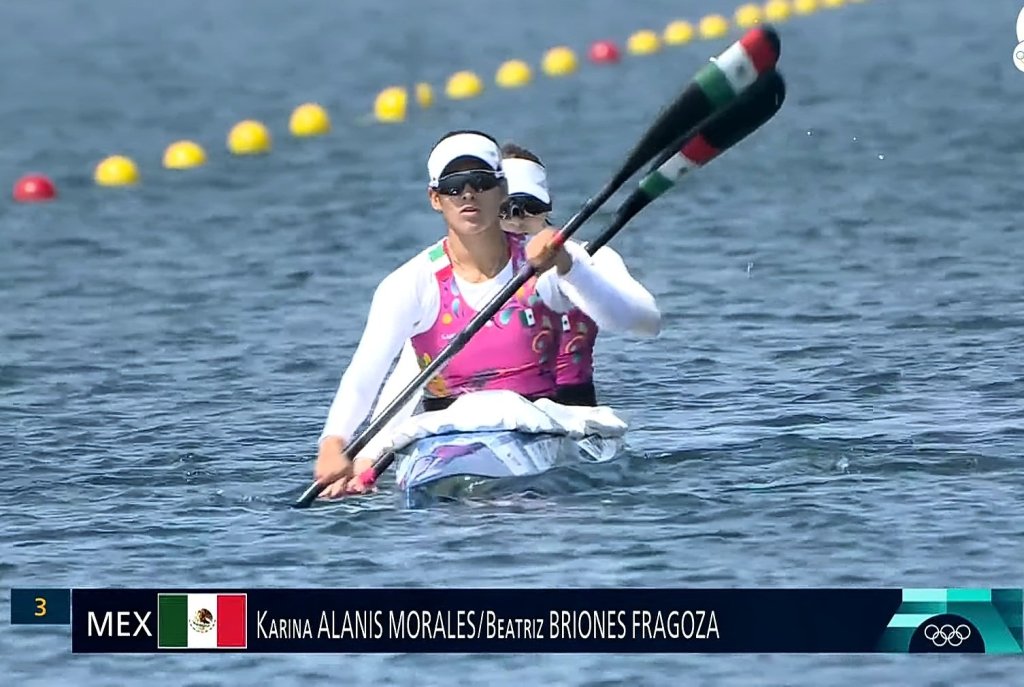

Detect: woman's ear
[427, 188, 443, 212]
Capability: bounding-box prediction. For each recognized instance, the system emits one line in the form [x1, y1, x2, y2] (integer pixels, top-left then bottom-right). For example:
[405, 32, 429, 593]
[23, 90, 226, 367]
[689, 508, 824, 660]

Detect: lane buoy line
[11, 0, 870, 200]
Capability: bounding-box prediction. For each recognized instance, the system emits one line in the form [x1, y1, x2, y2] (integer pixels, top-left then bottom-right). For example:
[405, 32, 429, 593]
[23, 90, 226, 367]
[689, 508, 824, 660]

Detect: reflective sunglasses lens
[500, 201, 524, 219]
[501, 196, 549, 218]
[436, 171, 500, 195]
[523, 200, 549, 215]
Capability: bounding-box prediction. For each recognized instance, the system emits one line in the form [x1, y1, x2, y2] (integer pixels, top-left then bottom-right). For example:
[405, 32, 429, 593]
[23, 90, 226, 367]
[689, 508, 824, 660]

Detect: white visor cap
[427, 132, 504, 187]
[502, 158, 551, 205]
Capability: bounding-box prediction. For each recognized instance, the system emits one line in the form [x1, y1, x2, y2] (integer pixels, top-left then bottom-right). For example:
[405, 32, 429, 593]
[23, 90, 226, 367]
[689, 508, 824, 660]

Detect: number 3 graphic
[34, 597, 47, 617]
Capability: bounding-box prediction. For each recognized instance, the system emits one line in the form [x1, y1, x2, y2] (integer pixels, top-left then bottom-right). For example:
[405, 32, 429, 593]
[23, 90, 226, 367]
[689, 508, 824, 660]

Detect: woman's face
[428, 158, 506, 236]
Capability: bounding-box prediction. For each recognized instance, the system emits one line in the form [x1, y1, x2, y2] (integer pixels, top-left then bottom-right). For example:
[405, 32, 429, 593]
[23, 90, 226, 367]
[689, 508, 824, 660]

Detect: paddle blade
[585, 70, 787, 256]
[294, 483, 319, 508]
[637, 69, 786, 203]
[612, 25, 781, 187]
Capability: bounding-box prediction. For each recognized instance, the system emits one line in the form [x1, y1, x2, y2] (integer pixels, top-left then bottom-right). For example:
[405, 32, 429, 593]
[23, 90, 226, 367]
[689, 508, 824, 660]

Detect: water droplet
[806, 130, 813, 136]
[852, 136, 858, 142]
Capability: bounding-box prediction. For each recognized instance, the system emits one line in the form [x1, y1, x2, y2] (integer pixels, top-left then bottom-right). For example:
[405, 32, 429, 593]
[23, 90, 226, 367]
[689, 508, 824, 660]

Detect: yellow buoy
[627, 30, 661, 55]
[542, 46, 578, 76]
[699, 15, 730, 40]
[374, 86, 408, 123]
[495, 60, 532, 88]
[415, 82, 434, 109]
[289, 103, 331, 137]
[227, 120, 271, 155]
[162, 140, 206, 170]
[663, 20, 695, 46]
[735, 4, 764, 27]
[793, 0, 819, 14]
[94, 155, 140, 186]
[764, 0, 793, 22]
[446, 70, 484, 99]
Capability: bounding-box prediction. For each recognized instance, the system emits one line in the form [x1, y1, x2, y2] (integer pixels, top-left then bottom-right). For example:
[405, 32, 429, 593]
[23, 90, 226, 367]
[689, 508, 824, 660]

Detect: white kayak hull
[394, 429, 625, 496]
[365, 389, 630, 503]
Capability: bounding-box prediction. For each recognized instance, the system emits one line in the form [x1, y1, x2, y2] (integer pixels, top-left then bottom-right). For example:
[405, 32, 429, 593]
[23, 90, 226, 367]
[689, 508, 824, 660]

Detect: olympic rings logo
[923, 623, 971, 647]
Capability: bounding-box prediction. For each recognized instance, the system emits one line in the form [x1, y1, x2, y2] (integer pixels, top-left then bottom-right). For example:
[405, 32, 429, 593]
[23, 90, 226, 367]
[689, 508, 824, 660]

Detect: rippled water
[3, 0, 1023, 684]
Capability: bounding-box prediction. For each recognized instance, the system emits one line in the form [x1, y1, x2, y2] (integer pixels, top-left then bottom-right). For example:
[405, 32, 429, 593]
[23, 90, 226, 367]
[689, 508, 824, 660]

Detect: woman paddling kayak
[499, 142, 660, 406]
[357, 142, 664, 464]
[315, 130, 650, 497]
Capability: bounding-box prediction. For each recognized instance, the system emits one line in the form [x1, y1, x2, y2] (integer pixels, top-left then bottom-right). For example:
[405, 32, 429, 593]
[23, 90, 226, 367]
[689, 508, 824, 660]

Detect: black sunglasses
[500, 194, 552, 219]
[434, 170, 503, 196]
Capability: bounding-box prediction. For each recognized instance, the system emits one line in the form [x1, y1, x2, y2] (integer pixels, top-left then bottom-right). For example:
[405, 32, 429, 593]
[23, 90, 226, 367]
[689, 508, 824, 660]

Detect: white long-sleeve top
[352, 242, 660, 459]
[320, 239, 658, 451]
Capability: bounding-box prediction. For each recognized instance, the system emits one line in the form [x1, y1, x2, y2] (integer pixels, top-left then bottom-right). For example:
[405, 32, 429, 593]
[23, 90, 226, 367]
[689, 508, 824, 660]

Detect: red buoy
[588, 40, 621, 64]
[13, 174, 57, 203]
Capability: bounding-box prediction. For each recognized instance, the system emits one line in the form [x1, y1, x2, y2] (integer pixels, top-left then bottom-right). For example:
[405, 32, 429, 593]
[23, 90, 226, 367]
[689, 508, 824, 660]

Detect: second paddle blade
[646, 69, 787, 176]
[615, 26, 783, 186]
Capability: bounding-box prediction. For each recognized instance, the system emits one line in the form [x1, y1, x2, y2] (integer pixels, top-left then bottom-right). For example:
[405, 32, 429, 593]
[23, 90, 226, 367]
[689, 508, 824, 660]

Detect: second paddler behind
[499, 142, 661, 405]
[315, 130, 650, 497]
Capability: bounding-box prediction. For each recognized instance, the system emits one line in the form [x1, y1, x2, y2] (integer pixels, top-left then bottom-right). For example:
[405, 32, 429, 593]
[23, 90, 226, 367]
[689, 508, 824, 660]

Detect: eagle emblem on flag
[189, 607, 216, 633]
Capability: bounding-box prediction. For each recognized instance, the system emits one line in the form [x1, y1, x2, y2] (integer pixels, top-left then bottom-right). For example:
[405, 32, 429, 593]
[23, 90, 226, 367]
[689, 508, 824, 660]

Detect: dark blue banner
[10, 588, 71, 625]
[11, 587, 1024, 653]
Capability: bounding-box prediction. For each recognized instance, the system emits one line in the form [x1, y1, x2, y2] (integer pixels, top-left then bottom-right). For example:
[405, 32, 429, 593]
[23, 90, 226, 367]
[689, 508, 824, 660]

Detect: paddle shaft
[293, 26, 782, 508]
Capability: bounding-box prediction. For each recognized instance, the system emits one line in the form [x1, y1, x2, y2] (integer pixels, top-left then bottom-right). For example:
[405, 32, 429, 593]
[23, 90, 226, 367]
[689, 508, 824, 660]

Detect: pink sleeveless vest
[556, 308, 598, 386]
[411, 232, 559, 401]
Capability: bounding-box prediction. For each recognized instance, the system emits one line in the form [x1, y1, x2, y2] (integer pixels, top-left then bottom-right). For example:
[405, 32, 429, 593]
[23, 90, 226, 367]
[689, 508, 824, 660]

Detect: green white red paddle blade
[584, 70, 787, 256]
[613, 25, 781, 187]
[638, 69, 786, 201]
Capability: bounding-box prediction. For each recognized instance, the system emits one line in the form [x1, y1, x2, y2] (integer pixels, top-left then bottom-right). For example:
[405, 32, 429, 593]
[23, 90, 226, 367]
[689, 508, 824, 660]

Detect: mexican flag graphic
[157, 593, 247, 649]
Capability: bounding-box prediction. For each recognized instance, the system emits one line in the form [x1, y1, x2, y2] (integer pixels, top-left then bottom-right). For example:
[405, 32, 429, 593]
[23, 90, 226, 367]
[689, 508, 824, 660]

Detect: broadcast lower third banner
[9, 588, 1024, 653]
